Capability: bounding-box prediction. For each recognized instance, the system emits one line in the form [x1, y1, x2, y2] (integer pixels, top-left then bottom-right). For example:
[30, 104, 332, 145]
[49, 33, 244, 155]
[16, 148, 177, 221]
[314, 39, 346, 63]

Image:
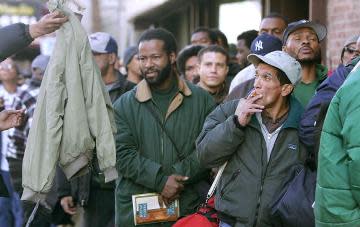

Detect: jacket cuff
[103, 167, 118, 183]
[24, 24, 34, 42]
[21, 187, 51, 210]
[233, 115, 246, 129]
[155, 174, 168, 193]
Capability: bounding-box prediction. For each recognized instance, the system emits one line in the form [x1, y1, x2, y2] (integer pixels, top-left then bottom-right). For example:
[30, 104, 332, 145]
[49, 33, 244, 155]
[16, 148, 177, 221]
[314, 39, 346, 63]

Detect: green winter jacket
[113, 78, 215, 226]
[22, 0, 117, 203]
[315, 62, 360, 226]
[197, 96, 307, 227]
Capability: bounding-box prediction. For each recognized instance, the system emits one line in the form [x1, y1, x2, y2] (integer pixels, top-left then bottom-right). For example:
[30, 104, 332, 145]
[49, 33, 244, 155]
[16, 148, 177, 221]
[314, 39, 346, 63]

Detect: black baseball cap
[283, 20, 327, 43]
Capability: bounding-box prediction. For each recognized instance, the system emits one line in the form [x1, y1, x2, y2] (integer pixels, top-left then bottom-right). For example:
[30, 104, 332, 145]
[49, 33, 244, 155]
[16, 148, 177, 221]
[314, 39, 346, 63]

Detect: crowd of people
[1, 3, 360, 227]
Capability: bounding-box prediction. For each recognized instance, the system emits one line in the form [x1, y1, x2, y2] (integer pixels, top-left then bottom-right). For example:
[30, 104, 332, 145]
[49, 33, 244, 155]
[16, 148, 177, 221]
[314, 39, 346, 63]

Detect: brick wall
[326, 0, 360, 70]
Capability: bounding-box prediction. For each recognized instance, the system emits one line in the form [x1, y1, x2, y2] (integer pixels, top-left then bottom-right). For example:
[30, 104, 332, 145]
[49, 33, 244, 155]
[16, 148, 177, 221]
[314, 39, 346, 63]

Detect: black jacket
[0, 23, 33, 196]
[0, 23, 33, 62]
[108, 71, 136, 103]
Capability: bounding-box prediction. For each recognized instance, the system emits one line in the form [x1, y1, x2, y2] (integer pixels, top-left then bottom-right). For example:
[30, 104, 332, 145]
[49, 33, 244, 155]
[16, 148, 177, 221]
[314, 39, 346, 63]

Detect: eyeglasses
[344, 46, 360, 55]
[0, 64, 13, 71]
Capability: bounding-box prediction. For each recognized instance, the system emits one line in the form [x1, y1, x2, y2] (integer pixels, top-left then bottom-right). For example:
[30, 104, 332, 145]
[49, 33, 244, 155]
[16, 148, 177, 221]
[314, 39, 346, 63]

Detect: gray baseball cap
[247, 50, 301, 85]
[343, 35, 359, 48]
[88, 32, 118, 54]
[283, 20, 327, 43]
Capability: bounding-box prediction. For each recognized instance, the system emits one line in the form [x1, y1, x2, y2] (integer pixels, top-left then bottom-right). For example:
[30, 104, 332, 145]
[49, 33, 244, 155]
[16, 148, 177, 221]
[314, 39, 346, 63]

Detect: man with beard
[282, 20, 328, 107]
[113, 28, 215, 226]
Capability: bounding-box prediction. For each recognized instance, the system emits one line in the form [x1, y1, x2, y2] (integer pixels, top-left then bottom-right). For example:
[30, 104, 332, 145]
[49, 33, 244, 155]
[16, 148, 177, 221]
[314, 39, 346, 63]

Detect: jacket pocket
[220, 169, 241, 198]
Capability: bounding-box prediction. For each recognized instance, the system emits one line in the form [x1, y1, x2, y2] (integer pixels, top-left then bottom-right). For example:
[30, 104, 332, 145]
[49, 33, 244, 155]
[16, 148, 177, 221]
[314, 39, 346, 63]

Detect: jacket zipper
[253, 130, 282, 226]
[220, 169, 241, 197]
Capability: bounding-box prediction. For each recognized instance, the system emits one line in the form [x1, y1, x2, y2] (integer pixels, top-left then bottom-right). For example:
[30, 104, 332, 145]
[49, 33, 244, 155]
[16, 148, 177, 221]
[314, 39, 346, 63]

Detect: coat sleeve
[196, 101, 246, 168]
[0, 23, 33, 62]
[114, 97, 168, 192]
[55, 166, 71, 199]
[299, 65, 348, 153]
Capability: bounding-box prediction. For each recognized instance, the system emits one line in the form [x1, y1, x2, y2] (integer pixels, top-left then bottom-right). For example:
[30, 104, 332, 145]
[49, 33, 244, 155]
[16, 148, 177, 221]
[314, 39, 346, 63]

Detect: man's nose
[144, 58, 154, 68]
[254, 76, 262, 88]
[302, 37, 311, 45]
[210, 64, 217, 72]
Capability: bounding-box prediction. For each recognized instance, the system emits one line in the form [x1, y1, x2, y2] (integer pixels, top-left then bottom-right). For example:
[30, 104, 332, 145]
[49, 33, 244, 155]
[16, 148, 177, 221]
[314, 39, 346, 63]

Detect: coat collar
[135, 76, 192, 102]
[249, 95, 303, 130]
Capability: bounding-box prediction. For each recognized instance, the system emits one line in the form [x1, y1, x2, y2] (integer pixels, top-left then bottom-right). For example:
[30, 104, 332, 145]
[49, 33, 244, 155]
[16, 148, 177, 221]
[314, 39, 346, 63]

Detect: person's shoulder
[186, 81, 209, 97]
[316, 64, 329, 81]
[113, 86, 136, 107]
[209, 99, 239, 117]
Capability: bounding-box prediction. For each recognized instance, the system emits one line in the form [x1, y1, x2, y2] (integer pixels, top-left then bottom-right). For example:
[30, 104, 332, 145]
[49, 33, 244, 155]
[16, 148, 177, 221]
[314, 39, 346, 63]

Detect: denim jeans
[0, 170, 23, 227]
[0, 196, 13, 227]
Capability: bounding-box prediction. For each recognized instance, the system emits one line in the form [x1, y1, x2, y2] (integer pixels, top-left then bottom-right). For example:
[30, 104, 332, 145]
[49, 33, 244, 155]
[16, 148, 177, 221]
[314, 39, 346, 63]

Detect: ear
[109, 53, 117, 65]
[282, 45, 287, 52]
[169, 52, 176, 64]
[225, 65, 229, 75]
[281, 84, 294, 97]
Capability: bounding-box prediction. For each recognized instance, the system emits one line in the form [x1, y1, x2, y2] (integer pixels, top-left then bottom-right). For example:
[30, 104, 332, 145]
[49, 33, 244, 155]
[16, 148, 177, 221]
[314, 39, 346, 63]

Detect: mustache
[299, 44, 313, 50]
[143, 68, 159, 74]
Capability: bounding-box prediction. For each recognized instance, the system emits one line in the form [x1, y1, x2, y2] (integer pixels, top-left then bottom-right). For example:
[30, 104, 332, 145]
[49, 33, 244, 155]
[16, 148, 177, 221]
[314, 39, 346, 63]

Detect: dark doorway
[262, 0, 309, 22]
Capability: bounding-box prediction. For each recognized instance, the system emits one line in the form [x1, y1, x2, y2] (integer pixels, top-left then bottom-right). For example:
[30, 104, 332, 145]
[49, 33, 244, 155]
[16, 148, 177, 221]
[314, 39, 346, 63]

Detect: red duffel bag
[173, 196, 219, 227]
[173, 162, 228, 227]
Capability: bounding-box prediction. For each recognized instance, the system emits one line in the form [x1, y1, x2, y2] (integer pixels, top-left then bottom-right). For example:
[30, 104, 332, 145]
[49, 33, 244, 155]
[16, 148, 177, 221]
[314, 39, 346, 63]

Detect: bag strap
[206, 162, 228, 203]
[143, 102, 185, 160]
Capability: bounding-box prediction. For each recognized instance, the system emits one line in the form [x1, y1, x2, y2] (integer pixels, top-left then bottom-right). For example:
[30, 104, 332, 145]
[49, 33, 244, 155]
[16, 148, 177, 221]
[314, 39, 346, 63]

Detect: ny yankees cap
[89, 32, 118, 54]
[250, 33, 283, 56]
[283, 20, 327, 43]
[248, 50, 301, 85]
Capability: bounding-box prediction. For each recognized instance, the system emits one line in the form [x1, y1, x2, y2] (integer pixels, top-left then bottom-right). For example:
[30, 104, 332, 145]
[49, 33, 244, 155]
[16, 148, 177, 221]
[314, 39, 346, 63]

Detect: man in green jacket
[282, 20, 328, 107]
[113, 28, 215, 226]
[315, 57, 360, 226]
[197, 51, 307, 227]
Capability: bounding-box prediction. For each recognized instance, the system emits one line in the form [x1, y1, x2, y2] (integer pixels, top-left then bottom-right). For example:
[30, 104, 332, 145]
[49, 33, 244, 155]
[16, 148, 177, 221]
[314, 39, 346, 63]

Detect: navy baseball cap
[250, 33, 283, 56]
[89, 32, 118, 54]
[283, 20, 327, 43]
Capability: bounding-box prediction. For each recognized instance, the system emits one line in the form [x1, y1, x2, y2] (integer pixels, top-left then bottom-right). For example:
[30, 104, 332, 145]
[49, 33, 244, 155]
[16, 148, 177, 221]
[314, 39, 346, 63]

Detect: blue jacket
[299, 58, 359, 154]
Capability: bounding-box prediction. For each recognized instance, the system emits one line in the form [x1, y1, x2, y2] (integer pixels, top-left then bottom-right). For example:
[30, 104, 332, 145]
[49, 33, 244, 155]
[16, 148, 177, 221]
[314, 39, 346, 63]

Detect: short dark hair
[138, 28, 177, 54]
[263, 12, 289, 26]
[212, 28, 229, 49]
[176, 45, 203, 75]
[237, 30, 258, 49]
[191, 27, 218, 44]
[198, 45, 229, 65]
